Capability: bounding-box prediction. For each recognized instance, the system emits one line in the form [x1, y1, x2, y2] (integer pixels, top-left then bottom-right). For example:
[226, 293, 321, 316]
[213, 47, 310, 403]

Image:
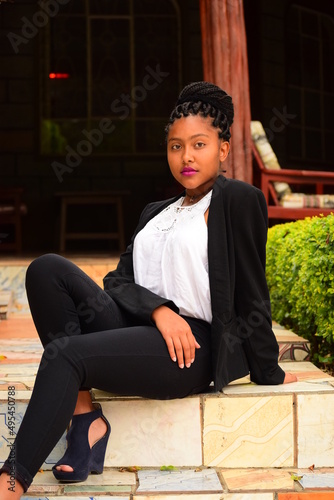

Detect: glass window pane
[98, 119, 135, 154]
[90, 0, 130, 15]
[301, 37, 320, 89]
[135, 120, 166, 153]
[288, 88, 302, 125]
[324, 94, 334, 131]
[287, 127, 302, 159]
[134, 0, 176, 16]
[47, 17, 87, 118]
[322, 16, 334, 93]
[325, 132, 334, 163]
[305, 91, 321, 128]
[287, 5, 299, 32]
[40, 0, 182, 155]
[58, 0, 85, 15]
[135, 17, 179, 118]
[305, 129, 322, 160]
[287, 31, 301, 86]
[91, 19, 131, 117]
[41, 119, 92, 155]
[301, 10, 319, 37]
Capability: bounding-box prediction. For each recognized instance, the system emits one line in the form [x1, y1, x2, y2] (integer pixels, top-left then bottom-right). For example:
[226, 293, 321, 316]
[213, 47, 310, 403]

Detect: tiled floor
[1, 258, 334, 498]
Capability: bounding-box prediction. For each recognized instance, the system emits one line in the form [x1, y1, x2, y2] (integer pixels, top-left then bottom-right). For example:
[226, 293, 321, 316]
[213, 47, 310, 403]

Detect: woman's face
[167, 114, 229, 194]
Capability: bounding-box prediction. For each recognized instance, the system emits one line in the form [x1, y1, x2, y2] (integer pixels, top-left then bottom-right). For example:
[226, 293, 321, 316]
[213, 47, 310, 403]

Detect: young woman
[0, 81, 297, 499]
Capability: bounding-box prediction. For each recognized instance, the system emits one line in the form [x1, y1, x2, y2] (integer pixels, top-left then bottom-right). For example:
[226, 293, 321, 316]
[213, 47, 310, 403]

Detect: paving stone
[278, 493, 334, 499]
[137, 469, 223, 493]
[24, 497, 126, 500]
[221, 468, 295, 491]
[299, 472, 334, 489]
[134, 495, 231, 500]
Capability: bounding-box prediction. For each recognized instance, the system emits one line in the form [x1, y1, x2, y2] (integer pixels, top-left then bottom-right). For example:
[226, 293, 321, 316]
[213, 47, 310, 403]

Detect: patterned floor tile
[134, 495, 225, 500]
[0, 266, 29, 314]
[299, 472, 334, 489]
[31, 468, 135, 487]
[0, 381, 27, 391]
[0, 402, 66, 470]
[297, 394, 334, 467]
[223, 380, 334, 395]
[221, 468, 294, 491]
[0, 363, 39, 375]
[136, 468, 223, 492]
[203, 395, 294, 468]
[24, 497, 127, 500]
[64, 484, 132, 493]
[278, 493, 334, 499]
[102, 398, 202, 467]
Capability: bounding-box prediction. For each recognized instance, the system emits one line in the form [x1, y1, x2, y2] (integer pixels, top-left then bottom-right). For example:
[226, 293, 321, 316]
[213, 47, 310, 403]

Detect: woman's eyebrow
[168, 133, 210, 142]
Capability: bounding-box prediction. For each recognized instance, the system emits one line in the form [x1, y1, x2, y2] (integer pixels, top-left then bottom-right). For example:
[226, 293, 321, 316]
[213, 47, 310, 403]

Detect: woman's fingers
[151, 305, 201, 368]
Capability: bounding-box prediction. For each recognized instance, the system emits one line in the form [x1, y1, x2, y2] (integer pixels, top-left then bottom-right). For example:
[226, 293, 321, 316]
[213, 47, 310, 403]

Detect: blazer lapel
[208, 178, 232, 320]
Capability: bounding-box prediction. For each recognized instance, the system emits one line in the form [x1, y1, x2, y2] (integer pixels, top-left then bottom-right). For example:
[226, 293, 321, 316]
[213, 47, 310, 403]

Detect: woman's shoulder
[216, 175, 262, 196]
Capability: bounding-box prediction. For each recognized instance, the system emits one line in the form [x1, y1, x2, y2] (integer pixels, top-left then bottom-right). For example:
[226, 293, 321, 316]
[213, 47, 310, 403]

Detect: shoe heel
[89, 423, 111, 474]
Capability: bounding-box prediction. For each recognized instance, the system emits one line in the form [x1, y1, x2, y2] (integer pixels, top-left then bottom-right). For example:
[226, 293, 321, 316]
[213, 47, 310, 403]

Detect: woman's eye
[171, 144, 181, 150]
[196, 142, 205, 148]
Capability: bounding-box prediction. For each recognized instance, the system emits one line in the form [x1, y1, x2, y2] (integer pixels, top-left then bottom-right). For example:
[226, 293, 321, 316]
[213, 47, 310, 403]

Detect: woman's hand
[151, 305, 201, 369]
[283, 372, 298, 384]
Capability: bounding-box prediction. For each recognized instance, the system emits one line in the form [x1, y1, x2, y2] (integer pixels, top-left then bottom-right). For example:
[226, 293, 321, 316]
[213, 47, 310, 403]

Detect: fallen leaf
[160, 465, 178, 471]
[308, 464, 315, 471]
[291, 473, 303, 481]
[119, 466, 141, 472]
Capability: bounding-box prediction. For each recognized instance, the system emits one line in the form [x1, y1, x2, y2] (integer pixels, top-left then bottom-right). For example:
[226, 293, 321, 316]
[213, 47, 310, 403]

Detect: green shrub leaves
[266, 215, 334, 365]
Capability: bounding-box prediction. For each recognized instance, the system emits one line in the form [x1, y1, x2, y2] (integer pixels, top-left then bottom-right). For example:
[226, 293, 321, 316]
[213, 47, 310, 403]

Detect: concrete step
[1, 334, 334, 498]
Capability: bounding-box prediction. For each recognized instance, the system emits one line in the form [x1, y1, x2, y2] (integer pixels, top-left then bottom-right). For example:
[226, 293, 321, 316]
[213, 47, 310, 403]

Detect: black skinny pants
[1, 254, 212, 491]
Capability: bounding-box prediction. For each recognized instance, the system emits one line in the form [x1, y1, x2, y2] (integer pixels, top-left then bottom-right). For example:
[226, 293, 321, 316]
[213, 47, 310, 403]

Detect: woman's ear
[219, 140, 230, 163]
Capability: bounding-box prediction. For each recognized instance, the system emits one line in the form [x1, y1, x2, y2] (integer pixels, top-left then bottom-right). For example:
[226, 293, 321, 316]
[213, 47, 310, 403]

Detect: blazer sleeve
[103, 205, 179, 324]
[231, 186, 285, 385]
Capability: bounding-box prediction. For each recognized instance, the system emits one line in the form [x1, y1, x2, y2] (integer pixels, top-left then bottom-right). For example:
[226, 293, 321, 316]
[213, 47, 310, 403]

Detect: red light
[49, 73, 70, 79]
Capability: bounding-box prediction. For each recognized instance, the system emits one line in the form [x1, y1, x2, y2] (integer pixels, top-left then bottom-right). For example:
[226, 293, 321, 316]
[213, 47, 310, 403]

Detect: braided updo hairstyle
[165, 81, 234, 142]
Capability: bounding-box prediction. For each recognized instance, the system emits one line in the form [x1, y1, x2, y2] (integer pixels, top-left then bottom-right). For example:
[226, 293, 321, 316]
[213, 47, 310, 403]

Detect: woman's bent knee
[26, 254, 74, 291]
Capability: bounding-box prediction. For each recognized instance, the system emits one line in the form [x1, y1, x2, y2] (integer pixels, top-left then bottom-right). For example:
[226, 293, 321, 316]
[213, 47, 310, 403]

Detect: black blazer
[103, 176, 285, 391]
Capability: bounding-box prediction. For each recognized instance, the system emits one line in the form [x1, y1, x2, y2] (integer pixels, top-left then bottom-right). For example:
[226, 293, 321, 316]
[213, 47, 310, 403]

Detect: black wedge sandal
[52, 403, 111, 483]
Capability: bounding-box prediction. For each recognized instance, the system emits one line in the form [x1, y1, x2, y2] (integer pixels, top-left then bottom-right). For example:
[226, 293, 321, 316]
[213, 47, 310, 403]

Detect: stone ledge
[22, 467, 334, 499]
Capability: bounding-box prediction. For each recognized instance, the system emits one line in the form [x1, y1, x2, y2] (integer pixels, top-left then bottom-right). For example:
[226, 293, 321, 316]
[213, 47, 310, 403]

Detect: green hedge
[266, 214, 334, 366]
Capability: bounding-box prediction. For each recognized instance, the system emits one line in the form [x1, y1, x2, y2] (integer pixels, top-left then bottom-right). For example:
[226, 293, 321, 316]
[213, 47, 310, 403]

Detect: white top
[133, 191, 213, 323]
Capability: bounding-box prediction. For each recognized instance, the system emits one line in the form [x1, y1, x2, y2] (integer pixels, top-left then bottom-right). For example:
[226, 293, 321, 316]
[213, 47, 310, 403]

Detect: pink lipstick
[181, 166, 197, 176]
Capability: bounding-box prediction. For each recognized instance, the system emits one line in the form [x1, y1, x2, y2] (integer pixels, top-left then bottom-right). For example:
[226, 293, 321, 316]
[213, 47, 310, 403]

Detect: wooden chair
[251, 121, 334, 220]
[56, 191, 128, 253]
[0, 187, 27, 253]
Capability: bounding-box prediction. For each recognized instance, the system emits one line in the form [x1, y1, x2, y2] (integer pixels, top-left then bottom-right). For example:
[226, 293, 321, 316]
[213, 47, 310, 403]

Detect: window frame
[38, 0, 182, 158]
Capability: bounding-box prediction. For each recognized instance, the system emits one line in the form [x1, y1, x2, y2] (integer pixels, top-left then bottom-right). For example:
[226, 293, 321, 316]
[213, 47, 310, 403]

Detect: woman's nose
[182, 146, 194, 163]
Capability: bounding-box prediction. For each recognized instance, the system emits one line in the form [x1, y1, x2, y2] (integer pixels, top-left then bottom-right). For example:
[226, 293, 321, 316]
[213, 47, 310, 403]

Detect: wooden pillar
[199, 0, 252, 183]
